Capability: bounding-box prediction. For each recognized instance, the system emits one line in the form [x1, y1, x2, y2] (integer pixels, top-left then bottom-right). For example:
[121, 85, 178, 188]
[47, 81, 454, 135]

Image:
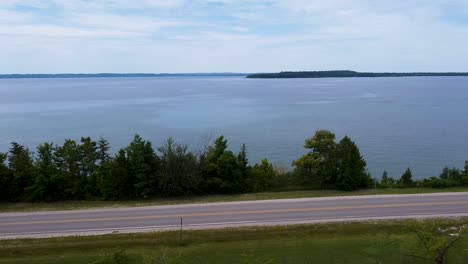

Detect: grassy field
[0, 187, 467, 213]
[0, 219, 467, 263]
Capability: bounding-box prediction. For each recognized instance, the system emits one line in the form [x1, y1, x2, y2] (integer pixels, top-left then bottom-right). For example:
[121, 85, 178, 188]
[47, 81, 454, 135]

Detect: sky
[1, 0, 468, 73]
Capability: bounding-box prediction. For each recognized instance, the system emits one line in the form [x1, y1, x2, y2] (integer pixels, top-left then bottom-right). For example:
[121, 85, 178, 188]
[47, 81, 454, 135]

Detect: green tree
[463, 161, 468, 186]
[237, 143, 249, 176]
[209, 136, 228, 162]
[127, 134, 159, 198]
[380, 170, 395, 188]
[439, 167, 462, 184]
[404, 222, 466, 264]
[54, 139, 83, 199]
[292, 130, 337, 187]
[79, 137, 99, 198]
[399, 168, 414, 187]
[84, 137, 110, 197]
[202, 136, 227, 193]
[202, 136, 245, 193]
[158, 138, 198, 196]
[8, 142, 35, 200]
[335, 136, 369, 191]
[464, 161, 468, 175]
[217, 151, 244, 193]
[97, 137, 111, 164]
[0, 153, 12, 201]
[80, 137, 98, 178]
[96, 150, 132, 200]
[28, 143, 62, 201]
[250, 158, 274, 192]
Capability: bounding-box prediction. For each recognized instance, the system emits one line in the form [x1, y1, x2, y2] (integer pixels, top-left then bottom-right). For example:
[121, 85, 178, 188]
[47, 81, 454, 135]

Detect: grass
[0, 187, 467, 213]
[0, 219, 467, 263]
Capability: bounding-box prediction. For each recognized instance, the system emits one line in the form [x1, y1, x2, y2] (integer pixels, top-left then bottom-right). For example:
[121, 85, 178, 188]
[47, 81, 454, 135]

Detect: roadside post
[178, 217, 183, 246]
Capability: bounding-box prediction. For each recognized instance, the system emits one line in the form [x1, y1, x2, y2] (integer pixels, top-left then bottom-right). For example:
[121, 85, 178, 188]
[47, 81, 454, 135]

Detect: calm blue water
[1, 76, 467, 179]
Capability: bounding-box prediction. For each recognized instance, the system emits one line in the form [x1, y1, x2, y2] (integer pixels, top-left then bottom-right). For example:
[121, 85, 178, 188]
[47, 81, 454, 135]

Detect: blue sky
[1, 0, 468, 73]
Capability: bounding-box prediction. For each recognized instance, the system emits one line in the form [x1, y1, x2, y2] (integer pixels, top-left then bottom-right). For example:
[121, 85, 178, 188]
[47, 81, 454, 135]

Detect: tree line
[0, 130, 467, 202]
[246, 70, 468, 79]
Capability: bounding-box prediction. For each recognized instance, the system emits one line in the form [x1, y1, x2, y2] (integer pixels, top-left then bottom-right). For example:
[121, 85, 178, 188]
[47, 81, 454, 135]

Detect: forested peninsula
[246, 70, 468, 78]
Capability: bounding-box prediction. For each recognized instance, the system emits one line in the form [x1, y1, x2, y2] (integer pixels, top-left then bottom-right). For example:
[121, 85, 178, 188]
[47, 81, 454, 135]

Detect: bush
[90, 250, 131, 264]
[418, 177, 460, 188]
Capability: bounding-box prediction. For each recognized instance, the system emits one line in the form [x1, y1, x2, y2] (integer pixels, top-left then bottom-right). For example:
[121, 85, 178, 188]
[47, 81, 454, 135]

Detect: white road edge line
[1, 212, 467, 240]
[1, 192, 467, 217]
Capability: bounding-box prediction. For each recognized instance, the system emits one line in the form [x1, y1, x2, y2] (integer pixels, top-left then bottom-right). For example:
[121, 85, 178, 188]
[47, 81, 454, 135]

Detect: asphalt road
[1, 193, 467, 239]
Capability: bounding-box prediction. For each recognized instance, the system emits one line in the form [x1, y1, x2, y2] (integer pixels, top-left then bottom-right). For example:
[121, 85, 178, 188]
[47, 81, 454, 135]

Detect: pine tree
[399, 168, 414, 187]
[292, 130, 337, 186]
[380, 170, 395, 188]
[8, 142, 35, 200]
[0, 153, 12, 201]
[381, 171, 389, 182]
[79, 137, 98, 178]
[29, 143, 61, 201]
[237, 143, 248, 174]
[97, 137, 111, 164]
[54, 139, 82, 199]
[201, 136, 244, 193]
[127, 134, 159, 198]
[96, 149, 131, 200]
[251, 158, 274, 192]
[335, 136, 368, 191]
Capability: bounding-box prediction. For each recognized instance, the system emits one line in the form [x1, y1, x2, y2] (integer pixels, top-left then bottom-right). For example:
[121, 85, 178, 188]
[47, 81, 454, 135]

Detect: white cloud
[0, 0, 52, 9]
[0, 0, 467, 72]
[70, 13, 192, 34]
[51, 0, 186, 11]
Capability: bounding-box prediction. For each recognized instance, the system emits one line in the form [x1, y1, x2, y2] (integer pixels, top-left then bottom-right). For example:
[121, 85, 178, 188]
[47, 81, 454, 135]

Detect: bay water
[1, 76, 467, 179]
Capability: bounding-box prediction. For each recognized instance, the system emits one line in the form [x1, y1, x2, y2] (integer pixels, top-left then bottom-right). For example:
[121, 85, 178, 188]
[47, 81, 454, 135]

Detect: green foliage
[201, 136, 246, 194]
[292, 130, 337, 186]
[270, 162, 291, 189]
[158, 138, 198, 196]
[399, 168, 414, 187]
[54, 139, 84, 199]
[416, 166, 468, 189]
[379, 170, 396, 188]
[90, 250, 131, 264]
[28, 143, 62, 201]
[241, 254, 276, 264]
[96, 156, 131, 200]
[1, 130, 467, 202]
[98, 137, 111, 164]
[142, 251, 184, 264]
[127, 135, 159, 198]
[217, 151, 244, 192]
[293, 131, 369, 191]
[335, 136, 369, 191]
[237, 143, 249, 177]
[8, 142, 35, 200]
[0, 152, 12, 201]
[403, 222, 466, 264]
[250, 159, 274, 192]
[440, 167, 459, 180]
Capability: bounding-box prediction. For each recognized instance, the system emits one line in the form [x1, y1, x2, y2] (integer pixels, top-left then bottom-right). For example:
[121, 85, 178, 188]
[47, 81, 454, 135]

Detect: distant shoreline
[2, 71, 468, 79]
[247, 70, 468, 79]
[0, 73, 248, 79]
